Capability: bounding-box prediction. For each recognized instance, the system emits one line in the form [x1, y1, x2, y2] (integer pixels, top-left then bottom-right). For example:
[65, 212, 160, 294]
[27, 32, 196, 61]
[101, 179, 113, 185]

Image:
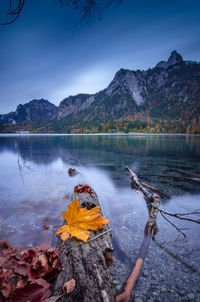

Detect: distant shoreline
[0, 133, 200, 136]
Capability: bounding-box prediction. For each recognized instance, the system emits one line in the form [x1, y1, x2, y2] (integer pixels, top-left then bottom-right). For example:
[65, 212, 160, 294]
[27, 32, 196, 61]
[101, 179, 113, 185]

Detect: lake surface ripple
[0, 134, 200, 301]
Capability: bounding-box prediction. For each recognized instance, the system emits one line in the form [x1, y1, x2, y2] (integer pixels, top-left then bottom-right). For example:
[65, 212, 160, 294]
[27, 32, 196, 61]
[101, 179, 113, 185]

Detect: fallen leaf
[2, 247, 16, 255]
[63, 278, 76, 294]
[21, 249, 36, 263]
[43, 224, 50, 230]
[14, 262, 31, 276]
[44, 294, 64, 302]
[74, 184, 94, 197]
[0, 240, 9, 250]
[1, 280, 13, 298]
[0, 244, 62, 301]
[16, 278, 28, 289]
[0, 256, 5, 266]
[31, 252, 50, 278]
[13, 278, 51, 302]
[35, 243, 51, 252]
[2, 268, 13, 279]
[56, 198, 111, 243]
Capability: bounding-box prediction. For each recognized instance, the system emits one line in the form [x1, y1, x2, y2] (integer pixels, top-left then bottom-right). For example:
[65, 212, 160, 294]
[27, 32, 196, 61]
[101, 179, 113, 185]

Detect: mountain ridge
[1, 51, 200, 134]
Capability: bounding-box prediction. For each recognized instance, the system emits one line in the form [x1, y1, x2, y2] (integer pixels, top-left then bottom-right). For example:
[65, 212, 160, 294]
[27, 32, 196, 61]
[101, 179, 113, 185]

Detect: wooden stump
[52, 188, 114, 302]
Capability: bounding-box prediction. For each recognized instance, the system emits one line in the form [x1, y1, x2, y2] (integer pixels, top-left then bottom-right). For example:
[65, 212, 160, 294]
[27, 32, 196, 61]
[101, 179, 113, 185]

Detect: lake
[0, 134, 200, 301]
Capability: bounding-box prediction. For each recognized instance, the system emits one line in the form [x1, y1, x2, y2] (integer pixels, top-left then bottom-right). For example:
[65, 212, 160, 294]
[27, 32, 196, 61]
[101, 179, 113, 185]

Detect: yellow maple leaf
[56, 198, 111, 243]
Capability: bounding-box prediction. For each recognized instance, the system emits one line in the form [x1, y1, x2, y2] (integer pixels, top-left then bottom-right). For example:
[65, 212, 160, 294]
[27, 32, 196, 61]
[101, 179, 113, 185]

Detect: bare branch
[1, 0, 124, 26]
[117, 165, 200, 301]
[159, 211, 186, 239]
[154, 239, 200, 275]
[116, 167, 160, 302]
[0, 0, 25, 25]
[17, 152, 24, 182]
[158, 208, 200, 224]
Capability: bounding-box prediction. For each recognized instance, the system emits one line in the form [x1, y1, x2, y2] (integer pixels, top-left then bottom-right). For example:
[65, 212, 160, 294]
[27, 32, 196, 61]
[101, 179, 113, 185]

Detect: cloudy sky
[0, 0, 200, 113]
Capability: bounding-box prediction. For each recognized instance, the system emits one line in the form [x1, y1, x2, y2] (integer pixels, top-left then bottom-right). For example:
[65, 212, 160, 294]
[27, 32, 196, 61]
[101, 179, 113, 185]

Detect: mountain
[0, 99, 57, 131]
[1, 51, 200, 134]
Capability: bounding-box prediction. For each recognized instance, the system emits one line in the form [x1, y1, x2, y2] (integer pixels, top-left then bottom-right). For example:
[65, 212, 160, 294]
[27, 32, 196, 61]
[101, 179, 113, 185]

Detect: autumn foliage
[74, 184, 95, 197]
[56, 197, 111, 243]
[0, 242, 62, 302]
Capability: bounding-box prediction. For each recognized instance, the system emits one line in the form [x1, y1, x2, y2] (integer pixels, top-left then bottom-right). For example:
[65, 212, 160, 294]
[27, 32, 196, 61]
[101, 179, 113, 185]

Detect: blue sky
[0, 0, 200, 113]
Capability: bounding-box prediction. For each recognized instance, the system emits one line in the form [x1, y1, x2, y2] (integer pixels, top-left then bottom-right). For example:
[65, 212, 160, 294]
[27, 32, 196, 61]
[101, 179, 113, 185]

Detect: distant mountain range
[0, 51, 200, 134]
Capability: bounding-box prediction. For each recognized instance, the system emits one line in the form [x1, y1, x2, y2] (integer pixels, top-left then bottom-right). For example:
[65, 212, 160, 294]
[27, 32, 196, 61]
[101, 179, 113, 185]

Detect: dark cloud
[0, 0, 200, 113]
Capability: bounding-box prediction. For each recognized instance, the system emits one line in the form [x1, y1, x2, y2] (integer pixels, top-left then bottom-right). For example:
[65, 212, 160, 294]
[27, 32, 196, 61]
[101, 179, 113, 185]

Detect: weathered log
[116, 167, 160, 302]
[52, 187, 114, 302]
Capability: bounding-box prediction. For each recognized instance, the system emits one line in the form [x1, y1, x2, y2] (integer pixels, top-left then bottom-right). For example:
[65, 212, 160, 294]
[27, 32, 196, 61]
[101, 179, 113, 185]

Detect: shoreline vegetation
[1, 118, 200, 135]
[0, 132, 200, 136]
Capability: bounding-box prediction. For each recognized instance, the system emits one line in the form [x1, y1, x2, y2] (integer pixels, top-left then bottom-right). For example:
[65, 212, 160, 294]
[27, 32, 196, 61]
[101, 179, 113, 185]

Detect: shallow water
[0, 134, 200, 301]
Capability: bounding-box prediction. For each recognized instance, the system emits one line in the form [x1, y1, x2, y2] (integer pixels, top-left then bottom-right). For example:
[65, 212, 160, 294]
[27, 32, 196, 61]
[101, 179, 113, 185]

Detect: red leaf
[51, 258, 59, 269]
[14, 262, 31, 276]
[3, 269, 13, 279]
[35, 243, 51, 252]
[63, 278, 76, 294]
[0, 240, 9, 250]
[0, 256, 5, 267]
[1, 280, 13, 298]
[74, 184, 95, 197]
[0, 244, 62, 300]
[43, 224, 50, 230]
[16, 277, 28, 289]
[14, 278, 51, 302]
[2, 247, 16, 255]
[21, 249, 36, 263]
[31, 252, 51, 278]
[34, 278, 50, 288]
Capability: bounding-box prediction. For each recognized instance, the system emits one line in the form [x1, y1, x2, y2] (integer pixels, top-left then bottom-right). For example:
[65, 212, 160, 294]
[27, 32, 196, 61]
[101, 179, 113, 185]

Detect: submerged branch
[116, 167, 160, 302]
[154, 239, 200, 275]
[17, 153, 24, 182]
[117, 165, 200, 301]
[159, 211, 186, 239]
[157, 208, 200, 224]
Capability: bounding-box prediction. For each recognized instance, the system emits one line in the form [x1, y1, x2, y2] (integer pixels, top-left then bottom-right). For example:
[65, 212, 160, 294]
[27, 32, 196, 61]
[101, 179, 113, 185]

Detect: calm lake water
[0, 134, 200, 301]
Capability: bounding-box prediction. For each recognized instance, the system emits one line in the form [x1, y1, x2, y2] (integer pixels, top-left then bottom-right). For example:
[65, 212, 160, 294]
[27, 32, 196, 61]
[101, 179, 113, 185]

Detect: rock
[187, 293, 195, 300]
[161, 287, 167, 292]
[135, 298, 143, 302]
[56, 94, 94, 120]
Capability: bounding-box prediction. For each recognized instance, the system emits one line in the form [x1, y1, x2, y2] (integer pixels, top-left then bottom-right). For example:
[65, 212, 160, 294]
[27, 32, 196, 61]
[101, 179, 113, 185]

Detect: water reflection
[0, 134, 200, 301]
[0, 134, 199, 194]
[1, 134, 200, 164]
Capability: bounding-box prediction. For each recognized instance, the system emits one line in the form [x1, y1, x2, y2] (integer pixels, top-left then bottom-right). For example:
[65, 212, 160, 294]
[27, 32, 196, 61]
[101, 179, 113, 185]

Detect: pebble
[112, 279, 119, 285]
[135, 298, 143, 302]
[187, 293, 195, 300]
[143, 270, 148, 277]
[161, 287, 167, 292]
[110, 213, 199, 302]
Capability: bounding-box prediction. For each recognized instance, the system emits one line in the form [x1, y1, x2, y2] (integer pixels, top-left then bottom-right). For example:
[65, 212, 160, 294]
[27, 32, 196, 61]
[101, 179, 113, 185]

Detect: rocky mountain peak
[156, 50, 183, 69]
[56, 94, 95, 120]
[0, 99, 57, 125]
[167, 50, 183, 66]
[1, 51, 199, 134]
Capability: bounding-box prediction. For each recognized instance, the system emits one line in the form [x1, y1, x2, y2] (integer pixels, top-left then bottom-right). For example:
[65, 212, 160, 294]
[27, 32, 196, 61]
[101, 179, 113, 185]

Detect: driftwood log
[116, 166, 160, 302]
[52, 186, 114, 302]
